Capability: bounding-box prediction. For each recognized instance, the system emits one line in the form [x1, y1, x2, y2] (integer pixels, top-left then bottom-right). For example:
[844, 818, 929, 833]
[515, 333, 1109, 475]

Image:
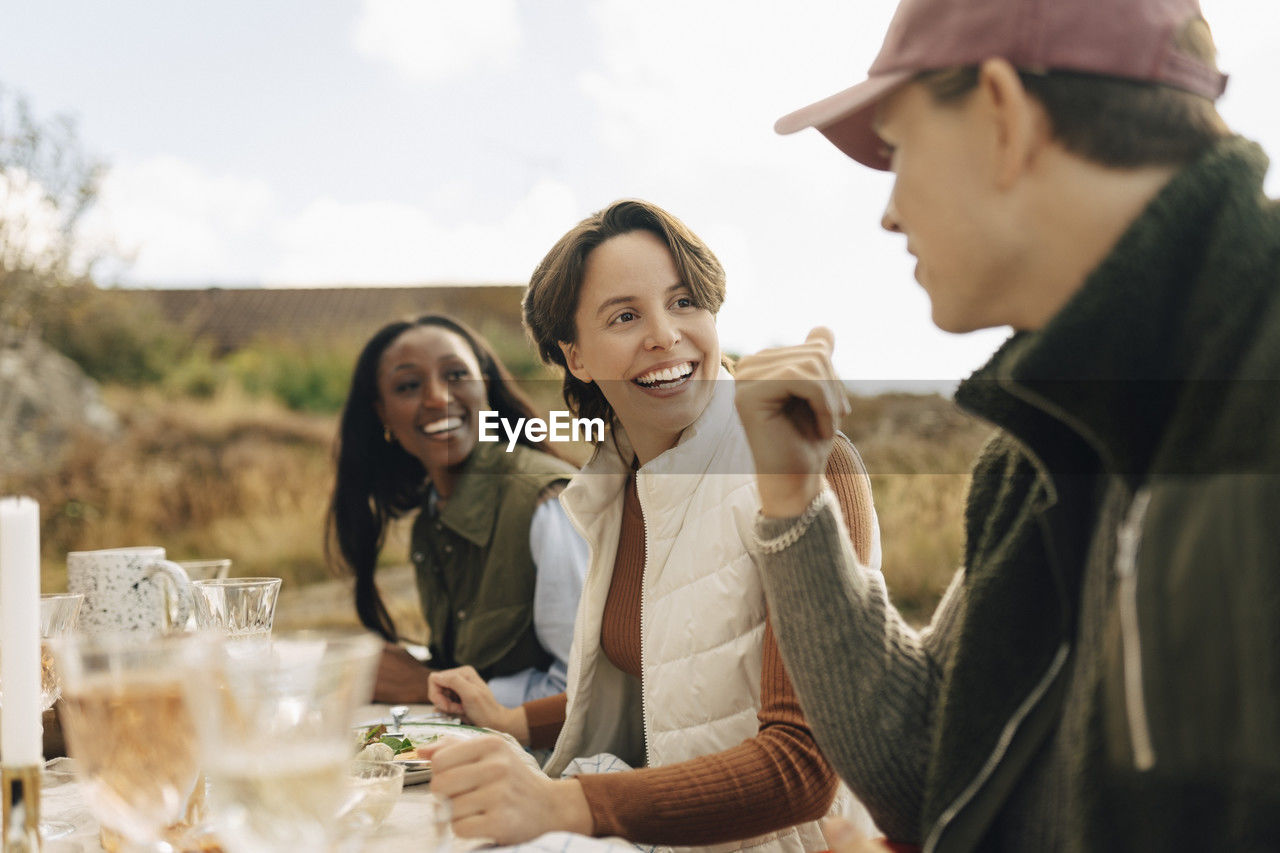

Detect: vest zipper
[635, 472, 653, 768]
[1115, 487, 1156, 772]
[923, 642, 1068, 853]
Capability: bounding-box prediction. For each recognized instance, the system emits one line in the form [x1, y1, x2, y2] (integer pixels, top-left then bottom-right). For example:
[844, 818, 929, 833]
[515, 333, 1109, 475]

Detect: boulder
[0, 331, 119, 477]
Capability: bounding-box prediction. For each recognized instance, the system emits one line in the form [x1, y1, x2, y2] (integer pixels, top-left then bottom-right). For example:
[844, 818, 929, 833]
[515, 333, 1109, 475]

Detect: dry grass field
[9, 384, 991, 632]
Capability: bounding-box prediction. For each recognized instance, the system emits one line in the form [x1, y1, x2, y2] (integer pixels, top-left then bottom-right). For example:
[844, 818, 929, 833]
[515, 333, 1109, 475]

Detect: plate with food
[355, 721, 502, 784]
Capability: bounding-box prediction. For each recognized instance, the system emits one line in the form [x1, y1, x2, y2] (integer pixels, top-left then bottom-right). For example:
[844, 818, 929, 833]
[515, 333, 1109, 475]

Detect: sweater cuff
[755, 500, 850, 583]
[575, 772, 628, 838]
[754, 489, 834, 551]
[523, 692, 568, 751]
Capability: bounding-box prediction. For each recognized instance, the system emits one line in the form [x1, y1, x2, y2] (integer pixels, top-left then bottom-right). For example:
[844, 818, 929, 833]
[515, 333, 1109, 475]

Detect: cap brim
[774, 71, 914, 171]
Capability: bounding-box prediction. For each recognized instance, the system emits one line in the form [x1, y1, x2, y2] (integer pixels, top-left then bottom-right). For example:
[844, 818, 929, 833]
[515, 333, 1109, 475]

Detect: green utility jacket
[411, 440, 575, 678]
[924, 137, 1280, 851]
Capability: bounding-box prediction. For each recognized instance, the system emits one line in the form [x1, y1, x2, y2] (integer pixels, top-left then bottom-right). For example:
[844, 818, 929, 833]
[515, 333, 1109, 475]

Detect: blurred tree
[0, 85, 105, 337]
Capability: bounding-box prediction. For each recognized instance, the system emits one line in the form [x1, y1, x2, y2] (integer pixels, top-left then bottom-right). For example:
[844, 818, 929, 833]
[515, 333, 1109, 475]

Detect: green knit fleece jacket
[758, 136, 1280, 853]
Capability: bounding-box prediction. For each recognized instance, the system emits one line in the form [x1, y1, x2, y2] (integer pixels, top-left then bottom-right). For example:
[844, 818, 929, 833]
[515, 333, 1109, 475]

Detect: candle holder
[2, 764, 41, 851]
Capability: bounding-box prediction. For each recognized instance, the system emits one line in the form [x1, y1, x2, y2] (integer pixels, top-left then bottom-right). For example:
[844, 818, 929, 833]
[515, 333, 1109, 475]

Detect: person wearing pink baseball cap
[733, 0, 1280, 850]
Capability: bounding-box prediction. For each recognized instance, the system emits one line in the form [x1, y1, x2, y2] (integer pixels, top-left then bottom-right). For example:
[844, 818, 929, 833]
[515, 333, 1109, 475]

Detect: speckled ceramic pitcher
[66, 546, 195, 635]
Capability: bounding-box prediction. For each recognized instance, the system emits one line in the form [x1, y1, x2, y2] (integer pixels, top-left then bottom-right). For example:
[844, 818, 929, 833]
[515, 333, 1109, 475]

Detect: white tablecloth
[42, 704, 636, 853]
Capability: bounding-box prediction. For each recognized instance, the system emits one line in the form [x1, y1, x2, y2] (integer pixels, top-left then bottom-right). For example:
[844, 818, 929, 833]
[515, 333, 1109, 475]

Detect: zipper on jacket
[1115, 487, 1156, 772]
[635, 471, 653, 768]
[924, 643, 1069, 853]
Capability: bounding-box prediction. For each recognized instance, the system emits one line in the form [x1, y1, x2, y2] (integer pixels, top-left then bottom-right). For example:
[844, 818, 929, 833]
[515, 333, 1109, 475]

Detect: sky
[3, 0, 1277, 387]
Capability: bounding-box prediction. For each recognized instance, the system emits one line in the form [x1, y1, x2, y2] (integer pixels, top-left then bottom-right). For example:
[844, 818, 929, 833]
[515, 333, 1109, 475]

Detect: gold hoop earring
[383, 427, 393, 444]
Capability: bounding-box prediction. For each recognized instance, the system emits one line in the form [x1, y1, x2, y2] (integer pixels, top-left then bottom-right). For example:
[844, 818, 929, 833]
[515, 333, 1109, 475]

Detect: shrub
[225, 336, 360, 414]
[38, 285, 190, 385]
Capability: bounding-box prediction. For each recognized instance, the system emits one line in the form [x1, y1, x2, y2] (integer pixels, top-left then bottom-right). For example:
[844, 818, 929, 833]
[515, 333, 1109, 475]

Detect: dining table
[39, 704, 640, 853]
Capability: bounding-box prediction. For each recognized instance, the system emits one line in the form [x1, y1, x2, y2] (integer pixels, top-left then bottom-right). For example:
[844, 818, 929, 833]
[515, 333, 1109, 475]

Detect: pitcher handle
[145, 559, 194, 632]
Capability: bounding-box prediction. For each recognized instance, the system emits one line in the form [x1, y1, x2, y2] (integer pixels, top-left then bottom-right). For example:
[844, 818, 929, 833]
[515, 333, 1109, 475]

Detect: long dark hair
[325, 314, 557, 641]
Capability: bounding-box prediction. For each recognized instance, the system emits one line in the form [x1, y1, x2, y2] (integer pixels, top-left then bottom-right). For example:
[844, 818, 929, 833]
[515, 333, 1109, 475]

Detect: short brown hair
[918, 17, 1230, 168]
[523, 199, 727, 426]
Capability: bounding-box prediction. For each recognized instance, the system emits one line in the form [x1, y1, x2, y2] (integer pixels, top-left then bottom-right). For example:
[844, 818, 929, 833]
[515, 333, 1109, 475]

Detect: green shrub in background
[225, 336, 360, 414]
[164, 344, 225, 398]
[40, 292, 560, 414]
[41, 285, 191, 386]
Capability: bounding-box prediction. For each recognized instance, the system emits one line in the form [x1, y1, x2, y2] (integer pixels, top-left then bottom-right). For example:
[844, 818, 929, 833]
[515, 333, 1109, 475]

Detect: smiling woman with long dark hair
[325, 314, 587, 705]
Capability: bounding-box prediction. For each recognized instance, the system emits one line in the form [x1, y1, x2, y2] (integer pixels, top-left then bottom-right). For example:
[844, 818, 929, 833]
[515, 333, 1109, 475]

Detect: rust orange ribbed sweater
[522, 438, 876, 844]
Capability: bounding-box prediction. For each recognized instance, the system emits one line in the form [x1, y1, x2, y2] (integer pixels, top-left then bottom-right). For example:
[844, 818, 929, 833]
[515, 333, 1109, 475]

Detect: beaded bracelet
[754, 489, 833, 555]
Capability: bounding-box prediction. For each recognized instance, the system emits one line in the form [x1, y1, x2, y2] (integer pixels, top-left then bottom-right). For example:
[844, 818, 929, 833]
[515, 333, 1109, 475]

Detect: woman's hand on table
[734, 327, 851, 518]
[421, 736, 592, 844]
[427, 666, 530, 745]
[373, 643, 434, 704]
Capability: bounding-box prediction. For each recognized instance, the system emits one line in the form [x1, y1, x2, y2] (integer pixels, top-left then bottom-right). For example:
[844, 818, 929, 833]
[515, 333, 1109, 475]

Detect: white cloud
[575, 0, 986, 380]
[353, 0, 523, 83]
[80, 155, 583, 289]
[268, 177, 580, 285]
[582, 0, 886, 174]
[83, 156, 276, 284]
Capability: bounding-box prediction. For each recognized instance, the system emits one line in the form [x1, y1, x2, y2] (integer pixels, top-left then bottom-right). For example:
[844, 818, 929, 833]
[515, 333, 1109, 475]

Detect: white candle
[0, 496, 42, 766]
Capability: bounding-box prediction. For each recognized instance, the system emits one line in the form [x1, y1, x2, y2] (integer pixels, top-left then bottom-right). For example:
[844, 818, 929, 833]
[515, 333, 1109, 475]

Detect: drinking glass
[170, 560, 233, 629]
[184, 630, 381, 852]
[38, 592, 84, 840]
[338, 760, 405, 836]
[39, 593, 83, 709]
[176, 559, 232, 582]
[191, 577, 282, 644]
[50, 632, 203, 851]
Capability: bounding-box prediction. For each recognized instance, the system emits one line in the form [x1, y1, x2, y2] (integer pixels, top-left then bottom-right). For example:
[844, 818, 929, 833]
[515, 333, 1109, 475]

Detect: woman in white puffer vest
[422, 199, 879, 851]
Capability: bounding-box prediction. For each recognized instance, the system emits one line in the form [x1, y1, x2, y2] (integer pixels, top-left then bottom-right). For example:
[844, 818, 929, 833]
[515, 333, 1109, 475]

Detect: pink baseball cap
[776, 0, 1228, 170]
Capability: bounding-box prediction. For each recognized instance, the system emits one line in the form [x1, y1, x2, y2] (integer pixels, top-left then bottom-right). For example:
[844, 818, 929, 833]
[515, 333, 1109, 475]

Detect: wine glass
[50, 632, 203, 851]
[183, 629, 381, 852]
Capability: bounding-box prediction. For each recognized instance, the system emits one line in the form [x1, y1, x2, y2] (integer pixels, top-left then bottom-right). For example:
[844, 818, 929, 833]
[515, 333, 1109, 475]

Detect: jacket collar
[434, 439, 515, 547]
[561, 367, 738, 527]
[957, 137, 1272, 483]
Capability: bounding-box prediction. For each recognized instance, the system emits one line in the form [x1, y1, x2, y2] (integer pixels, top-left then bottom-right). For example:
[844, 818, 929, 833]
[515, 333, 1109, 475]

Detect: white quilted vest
[546, 374, 868, 853]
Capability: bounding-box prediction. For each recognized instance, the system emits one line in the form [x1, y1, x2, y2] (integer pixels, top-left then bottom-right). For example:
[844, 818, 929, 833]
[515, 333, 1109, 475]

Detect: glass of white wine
[183, 629, 381, 852]
[50, 631, 203, 851]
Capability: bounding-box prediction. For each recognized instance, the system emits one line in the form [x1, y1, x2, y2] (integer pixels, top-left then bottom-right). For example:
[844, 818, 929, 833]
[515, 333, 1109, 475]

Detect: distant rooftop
[110, 285, 527, 354]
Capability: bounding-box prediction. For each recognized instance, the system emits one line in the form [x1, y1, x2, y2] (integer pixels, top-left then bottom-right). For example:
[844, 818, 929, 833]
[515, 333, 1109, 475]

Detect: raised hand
[734, 327, 851, 517]
[421, 736, 592, 843]
[426, 666, 530, 745]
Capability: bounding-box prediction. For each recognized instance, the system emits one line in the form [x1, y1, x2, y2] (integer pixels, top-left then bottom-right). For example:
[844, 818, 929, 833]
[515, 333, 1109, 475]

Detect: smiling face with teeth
[374, 325, 489, 496]
[559, 229, 720, 466]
